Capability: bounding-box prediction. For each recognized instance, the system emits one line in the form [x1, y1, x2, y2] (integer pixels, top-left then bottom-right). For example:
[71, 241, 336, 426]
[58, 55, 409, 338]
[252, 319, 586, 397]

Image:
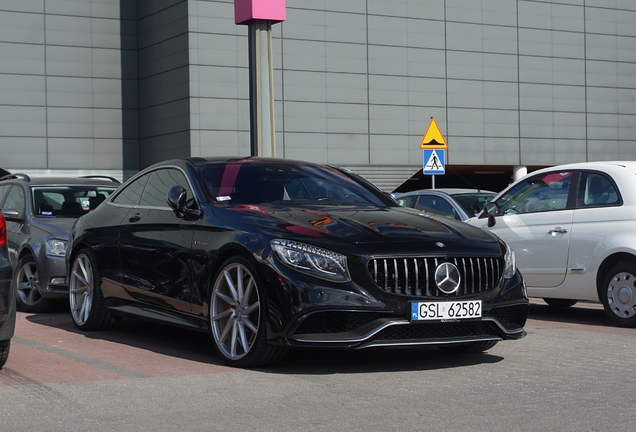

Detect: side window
[140, 168, 193, 208]
[0, 184, 12, 206]
[112, 173, 150, 206]
[578, 172, 619, 207]
[498, 171, 573, 215]
[2, 185, 26, 218]
[395, 195, 415, 208]
[414, 195, 458, 219]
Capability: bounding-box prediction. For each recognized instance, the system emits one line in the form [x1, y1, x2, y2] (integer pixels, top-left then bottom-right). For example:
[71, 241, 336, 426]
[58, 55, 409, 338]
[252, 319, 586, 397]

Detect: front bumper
[285, 303, 528, 349]
[265, 267, 529, 350]
[35, 254, 68, 299]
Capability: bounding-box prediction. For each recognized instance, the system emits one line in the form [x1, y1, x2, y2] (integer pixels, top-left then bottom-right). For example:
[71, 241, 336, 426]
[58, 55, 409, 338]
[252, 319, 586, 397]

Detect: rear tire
[0, 339, 10, 369]
[439, 340, 499, 354]
[543, 298, 578, 308]
[69, 248, 120, 331]
[209, 256, 286, 367]
[601, 262, 636, 328]
[15, 254, 50, 313]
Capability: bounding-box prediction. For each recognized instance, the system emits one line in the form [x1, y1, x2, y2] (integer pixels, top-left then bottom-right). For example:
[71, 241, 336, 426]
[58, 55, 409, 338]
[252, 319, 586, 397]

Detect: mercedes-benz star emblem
[435, 262, 461, 294]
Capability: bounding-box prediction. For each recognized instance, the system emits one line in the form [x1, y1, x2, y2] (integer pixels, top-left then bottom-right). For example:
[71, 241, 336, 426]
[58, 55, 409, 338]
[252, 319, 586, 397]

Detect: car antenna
[444, 167, 481, 191]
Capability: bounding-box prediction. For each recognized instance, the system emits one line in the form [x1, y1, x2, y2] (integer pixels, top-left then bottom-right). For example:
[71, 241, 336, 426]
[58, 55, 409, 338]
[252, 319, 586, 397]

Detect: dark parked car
[0, 173, 119, 312]
[67, 157, 528, 367]
[0, 210, 15, 368]
[393, 188, 497, 221]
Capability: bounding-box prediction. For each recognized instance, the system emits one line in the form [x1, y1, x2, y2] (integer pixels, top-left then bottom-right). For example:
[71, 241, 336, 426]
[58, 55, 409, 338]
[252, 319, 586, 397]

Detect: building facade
[1, 0, 635, 191]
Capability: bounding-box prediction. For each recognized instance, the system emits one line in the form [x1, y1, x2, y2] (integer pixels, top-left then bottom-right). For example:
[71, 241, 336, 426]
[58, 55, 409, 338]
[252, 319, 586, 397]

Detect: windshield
[452, 193, 496, 217]
[33, 186, 117, 217]
[199, 161, 389, 207]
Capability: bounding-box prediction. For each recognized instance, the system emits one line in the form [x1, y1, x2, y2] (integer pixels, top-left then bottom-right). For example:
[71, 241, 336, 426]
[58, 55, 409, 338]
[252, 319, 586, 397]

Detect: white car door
[469, 170, 576, 289]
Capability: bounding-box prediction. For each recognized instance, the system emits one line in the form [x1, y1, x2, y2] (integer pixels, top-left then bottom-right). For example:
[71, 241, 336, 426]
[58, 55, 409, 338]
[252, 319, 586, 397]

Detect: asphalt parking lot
[1, 299, 634, 432]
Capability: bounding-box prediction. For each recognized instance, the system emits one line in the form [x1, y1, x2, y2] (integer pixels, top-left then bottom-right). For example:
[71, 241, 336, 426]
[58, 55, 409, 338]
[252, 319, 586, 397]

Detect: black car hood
[214, 204, 498, 255]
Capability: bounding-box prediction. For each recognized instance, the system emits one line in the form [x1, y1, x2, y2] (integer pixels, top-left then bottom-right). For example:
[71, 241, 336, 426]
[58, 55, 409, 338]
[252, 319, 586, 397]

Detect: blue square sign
[423, 149, 445, 175]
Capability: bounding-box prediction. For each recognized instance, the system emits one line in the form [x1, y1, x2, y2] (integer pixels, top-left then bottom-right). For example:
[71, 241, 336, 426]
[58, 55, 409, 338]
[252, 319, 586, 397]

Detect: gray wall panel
[0, 106, 46, 136]
[0, 75, 45, 106]
[0, 0, 43, 13]
[0, 11, 44, 44]
[0, 43, 44, 74]
[0, 138, 47, 168]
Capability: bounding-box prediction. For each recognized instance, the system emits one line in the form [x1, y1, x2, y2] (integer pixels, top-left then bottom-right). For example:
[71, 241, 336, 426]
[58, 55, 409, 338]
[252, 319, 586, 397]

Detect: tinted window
[497, 171, 573, 214]
[112, 173, 150, 206]
[2, 185, 26, 218]
[394, 195, 415, 208]
[577, 172, 620, 207]
[452, 193, 496, 217]
[0, 184, 12, 206]
[199, 162, 387, 207]
[32, 186, 117, 216]
[414, 195, 458, 219]
[140, 168, 192, 208]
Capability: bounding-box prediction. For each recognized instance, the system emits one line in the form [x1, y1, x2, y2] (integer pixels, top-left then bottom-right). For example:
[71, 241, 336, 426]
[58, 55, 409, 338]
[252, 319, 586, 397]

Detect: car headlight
[502, 242, 516, 279]
[46, 239, 68, 257]
[271, 239, 351, 283]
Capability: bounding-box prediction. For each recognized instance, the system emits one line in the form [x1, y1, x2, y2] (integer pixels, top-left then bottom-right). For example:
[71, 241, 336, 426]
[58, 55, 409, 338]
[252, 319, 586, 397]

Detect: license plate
[410, 300, 481, 321]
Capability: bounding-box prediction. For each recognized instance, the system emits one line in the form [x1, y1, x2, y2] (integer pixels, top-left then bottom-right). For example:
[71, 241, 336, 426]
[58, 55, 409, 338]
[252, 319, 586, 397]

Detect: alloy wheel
[69, 253, 94, 326]
[210, 262, 261, 361]
[16, 259, 42, 307]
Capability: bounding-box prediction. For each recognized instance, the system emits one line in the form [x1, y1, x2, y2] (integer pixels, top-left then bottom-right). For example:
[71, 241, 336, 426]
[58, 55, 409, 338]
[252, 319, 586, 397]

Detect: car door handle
[548, 227, 568, 236]
[129, 213, 141, 223]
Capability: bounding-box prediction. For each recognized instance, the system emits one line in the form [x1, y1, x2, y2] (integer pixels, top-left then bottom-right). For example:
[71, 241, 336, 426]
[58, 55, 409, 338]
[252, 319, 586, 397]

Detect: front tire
[601, 262, 636, 328]
[69, 248, 120, 331]
[0, 340, 10, 369]
[209, 256, 285, 367]
[15, 254, 50, 312]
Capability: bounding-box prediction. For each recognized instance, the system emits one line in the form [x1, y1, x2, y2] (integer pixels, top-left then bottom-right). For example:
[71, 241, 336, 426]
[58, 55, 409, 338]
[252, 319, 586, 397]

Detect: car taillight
[0, 211, 6, 247]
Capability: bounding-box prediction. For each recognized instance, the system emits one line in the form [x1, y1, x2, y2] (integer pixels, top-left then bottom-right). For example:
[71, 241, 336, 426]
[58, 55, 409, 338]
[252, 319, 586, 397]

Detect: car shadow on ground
[527, 300, 612, 327]
[264, 346, 504, 375]
[24, 306, 505, 374]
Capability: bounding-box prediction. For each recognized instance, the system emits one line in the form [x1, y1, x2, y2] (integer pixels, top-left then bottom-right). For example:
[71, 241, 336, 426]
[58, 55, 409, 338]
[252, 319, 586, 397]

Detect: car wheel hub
[210, 263, 260, 361]
[608, 272, 636, 318]
[17, 261, 41, 305]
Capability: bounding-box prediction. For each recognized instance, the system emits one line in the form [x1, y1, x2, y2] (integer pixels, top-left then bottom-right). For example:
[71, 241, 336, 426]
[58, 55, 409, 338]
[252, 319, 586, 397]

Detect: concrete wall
[0, 0, 138, 175]
[0, 0, 635, 180]
[137, 0, 191, 167]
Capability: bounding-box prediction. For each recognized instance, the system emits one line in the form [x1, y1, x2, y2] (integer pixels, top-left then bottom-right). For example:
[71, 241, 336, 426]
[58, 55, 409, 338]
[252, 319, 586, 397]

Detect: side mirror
[167, 186, 187, 213]
[483, 202, 498, 228]
[2, 208, 22, 222]
[166, 186, 201, 220]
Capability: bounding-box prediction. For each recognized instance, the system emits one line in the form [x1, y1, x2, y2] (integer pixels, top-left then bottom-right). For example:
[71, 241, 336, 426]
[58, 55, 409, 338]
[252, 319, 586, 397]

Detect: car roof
[523, 161, 636, 176]
[0, 175, 119, 187]
[395, 188, 496, 197]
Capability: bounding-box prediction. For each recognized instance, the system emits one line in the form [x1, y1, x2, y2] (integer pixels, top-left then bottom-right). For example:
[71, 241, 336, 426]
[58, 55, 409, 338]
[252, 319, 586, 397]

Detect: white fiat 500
[467, 161, 636, 327]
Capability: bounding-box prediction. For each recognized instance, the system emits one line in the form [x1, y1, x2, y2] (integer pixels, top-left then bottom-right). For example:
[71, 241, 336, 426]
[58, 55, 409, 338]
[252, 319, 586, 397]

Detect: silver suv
[0, 173, 119, 312]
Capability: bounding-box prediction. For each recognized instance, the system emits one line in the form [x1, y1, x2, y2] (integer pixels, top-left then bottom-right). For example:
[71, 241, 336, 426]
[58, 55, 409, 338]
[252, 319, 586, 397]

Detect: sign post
[235, 0, 286, 157]
[420, 118, 448, 189]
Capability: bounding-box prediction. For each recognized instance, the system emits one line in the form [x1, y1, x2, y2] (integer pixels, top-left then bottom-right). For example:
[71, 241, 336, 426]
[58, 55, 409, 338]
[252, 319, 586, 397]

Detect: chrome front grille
[367, 256, 504, 297]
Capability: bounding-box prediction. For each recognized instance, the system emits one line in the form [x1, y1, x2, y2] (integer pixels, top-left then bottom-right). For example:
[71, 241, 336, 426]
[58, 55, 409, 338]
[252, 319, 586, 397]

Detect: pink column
[234, 0, 286, 25]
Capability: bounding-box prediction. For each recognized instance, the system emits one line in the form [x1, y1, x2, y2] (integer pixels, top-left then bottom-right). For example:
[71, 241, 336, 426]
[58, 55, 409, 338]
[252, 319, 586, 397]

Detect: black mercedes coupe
[66, 157, 528, 367]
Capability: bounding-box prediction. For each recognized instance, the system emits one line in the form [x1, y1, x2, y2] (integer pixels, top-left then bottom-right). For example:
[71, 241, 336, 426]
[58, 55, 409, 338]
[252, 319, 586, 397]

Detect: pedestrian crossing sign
[423, 149, 445, 175]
